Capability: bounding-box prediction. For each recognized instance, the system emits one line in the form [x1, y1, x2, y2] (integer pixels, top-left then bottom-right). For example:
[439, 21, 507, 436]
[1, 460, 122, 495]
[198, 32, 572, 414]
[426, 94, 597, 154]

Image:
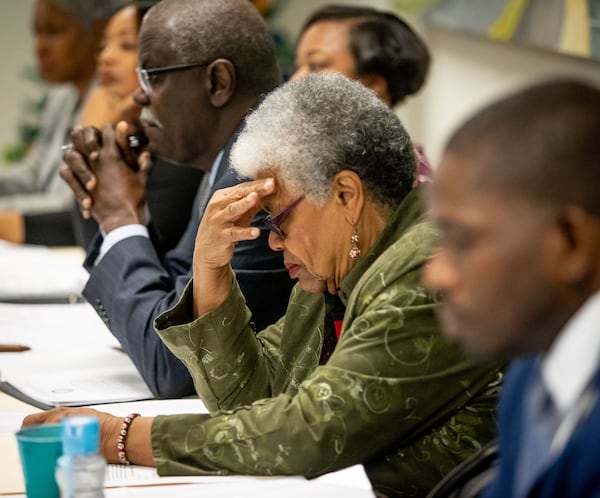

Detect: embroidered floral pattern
[154, 191, 503, 496]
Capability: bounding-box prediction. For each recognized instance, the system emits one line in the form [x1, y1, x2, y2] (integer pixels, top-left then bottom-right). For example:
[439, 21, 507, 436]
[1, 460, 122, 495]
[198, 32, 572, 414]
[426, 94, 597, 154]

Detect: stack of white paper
[0, 301, 119, 350]
[0, 241, 88, 301]
[4, 363, 153, 407]
[104, 464, 375, 497]
[0, 302, 153, 407]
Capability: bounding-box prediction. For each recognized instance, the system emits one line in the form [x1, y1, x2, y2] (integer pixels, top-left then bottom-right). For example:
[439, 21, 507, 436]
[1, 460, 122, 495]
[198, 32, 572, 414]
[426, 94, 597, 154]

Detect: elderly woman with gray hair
[23, 74, 502, 497]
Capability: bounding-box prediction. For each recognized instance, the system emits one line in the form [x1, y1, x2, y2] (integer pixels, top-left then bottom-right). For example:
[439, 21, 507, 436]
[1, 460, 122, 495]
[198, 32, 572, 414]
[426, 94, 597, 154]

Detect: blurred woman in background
[80, 4, 142, 129]
[0, 0, 124, 245]
[293, 4, 433, 185]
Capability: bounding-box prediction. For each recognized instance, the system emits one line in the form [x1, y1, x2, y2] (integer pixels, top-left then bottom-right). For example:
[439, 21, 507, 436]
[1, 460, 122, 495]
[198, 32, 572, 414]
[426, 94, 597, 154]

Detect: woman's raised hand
[192, 177, 275, 317]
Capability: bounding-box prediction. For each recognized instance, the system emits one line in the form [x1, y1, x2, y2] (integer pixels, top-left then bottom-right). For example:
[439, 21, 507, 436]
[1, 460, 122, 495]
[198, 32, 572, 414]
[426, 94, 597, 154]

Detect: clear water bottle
[55, 416, 106, 498]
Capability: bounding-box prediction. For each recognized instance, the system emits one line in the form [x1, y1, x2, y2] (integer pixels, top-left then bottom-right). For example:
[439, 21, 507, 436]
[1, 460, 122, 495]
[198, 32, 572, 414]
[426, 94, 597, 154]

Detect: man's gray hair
[231, 73, 416, 210]
[142, 0, 281, 98]
[52, 0, 127, 29]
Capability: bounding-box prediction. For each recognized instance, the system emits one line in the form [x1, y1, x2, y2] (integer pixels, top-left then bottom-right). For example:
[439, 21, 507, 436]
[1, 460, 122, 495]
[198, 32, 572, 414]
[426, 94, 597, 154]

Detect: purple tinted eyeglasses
[262, 194, 305, 237]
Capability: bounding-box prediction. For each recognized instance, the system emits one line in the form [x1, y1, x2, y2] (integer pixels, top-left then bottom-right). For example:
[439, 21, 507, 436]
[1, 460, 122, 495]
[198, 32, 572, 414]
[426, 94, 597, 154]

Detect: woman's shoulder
[45, 83, 80, 107]
[37, 84, 80, 131]
[374, 218, 438, 280]
[348, 219, 438, 313]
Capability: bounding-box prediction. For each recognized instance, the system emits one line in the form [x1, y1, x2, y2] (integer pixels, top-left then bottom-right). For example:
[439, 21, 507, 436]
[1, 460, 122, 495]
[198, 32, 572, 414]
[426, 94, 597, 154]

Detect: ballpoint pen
[0, 343, 31, 352]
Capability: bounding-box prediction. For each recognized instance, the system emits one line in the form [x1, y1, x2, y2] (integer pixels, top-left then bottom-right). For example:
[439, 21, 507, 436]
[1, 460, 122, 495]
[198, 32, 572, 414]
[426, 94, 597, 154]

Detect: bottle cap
[61, 416, 100, 455]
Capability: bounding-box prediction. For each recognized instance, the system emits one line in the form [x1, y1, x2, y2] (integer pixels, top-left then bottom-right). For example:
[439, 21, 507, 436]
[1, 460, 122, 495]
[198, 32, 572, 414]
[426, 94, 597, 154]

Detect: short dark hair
[299, 4, 430, 106]
[143, 0, 281, 98]
[447, 80, 600, 216]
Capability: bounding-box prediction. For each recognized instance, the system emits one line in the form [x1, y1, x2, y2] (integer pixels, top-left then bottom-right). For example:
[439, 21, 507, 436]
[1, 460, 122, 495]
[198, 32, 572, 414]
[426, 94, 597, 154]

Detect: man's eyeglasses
[262, 194, 305, 237]
[136, 61, 211, 95]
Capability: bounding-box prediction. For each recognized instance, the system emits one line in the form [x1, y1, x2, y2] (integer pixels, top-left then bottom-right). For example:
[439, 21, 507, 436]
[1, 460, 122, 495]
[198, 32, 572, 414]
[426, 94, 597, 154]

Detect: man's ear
[550, 205, 600, 286]
[332, 169, 365, 222]
[205, 59, 236, 108]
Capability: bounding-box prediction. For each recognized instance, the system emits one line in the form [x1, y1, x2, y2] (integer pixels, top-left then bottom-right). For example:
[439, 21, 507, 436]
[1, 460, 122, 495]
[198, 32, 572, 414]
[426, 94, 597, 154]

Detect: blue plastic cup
[15, 424, 62, 498]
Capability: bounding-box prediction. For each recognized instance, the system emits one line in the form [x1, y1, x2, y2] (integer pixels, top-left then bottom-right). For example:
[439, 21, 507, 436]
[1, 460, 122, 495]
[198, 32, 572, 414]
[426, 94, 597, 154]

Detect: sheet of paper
[93, 398, 208, 416]
[1, 430, 373, 498]
[105, 465, 297, 487]
[0, 302, 152, 407]
[102, 480, 375, 498]
[0, 241, 87, 300]
[102, 466, 374, 497]
[0, 301, 119, 351]
[5, 364, 153, 407]
[314, 464, 373, 490]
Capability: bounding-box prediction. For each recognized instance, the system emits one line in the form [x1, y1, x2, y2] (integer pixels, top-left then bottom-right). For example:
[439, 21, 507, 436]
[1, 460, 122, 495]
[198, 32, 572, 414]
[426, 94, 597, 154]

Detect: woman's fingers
[196, 179, 274, 266]
[200, 198, 261, 242]
[218, 178, 274, 204]
[22, 407, 73, 427]
[227, 224, 261, 243]
[210, 178, 274, 220]
[22, 407, 110, 429]
[222, 190, 259, 220]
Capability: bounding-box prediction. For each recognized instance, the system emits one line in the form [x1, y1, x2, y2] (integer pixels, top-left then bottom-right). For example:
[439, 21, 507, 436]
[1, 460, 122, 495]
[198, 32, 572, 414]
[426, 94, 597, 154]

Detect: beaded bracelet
[117, 413, 140, 465]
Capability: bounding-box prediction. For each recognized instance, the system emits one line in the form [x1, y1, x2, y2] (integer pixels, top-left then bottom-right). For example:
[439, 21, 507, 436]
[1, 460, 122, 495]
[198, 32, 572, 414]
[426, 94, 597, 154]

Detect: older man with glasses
[60, 0, 294, 399]
[135, 62, 212, 95]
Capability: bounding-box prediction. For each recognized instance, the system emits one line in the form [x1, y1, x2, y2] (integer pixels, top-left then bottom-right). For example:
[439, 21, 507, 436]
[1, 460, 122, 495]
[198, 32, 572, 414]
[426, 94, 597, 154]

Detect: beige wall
[0, 0, 39, 156]
[402, 17, 600, 165]
[2, 0, 600, 168]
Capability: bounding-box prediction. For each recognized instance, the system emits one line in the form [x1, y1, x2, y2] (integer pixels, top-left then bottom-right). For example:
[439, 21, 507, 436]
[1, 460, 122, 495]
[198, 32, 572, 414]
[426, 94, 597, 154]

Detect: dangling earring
[349, 227, 361, 260]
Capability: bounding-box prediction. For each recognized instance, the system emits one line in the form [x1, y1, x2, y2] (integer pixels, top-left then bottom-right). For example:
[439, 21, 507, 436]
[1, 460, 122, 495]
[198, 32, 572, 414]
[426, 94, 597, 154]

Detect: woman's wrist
[117, 416, 156, 467]
[100, 414, 126, 463]
[193, 265, 234, 318]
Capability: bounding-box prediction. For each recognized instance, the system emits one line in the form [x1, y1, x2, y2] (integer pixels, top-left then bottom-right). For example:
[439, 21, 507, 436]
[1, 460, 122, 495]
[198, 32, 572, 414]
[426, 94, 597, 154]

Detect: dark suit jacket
[83, 135, 294, 398]
[483, 357, 600, 498]
[72, 156, 204, 251]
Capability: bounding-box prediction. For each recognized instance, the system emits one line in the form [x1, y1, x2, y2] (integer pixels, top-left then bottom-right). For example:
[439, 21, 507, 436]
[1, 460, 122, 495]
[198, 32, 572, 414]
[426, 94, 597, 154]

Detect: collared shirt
[96, 150, 224, 264]
[542, 290, 600, 452]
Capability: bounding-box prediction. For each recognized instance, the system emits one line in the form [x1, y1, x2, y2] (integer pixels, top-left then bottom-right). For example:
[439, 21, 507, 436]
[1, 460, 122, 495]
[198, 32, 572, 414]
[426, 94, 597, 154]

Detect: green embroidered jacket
[152, 189, 502, 497]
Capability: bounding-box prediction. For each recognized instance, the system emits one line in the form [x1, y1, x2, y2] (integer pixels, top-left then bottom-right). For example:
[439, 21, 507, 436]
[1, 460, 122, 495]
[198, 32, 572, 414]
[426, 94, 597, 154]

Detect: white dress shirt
[542, 290, 600, 454]
[96, 150, 223, 264]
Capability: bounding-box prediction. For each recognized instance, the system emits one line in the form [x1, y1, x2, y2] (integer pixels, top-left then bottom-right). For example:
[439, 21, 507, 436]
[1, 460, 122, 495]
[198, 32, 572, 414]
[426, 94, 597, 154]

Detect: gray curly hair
[52, 0, 128, 29]
[231, 73, 416, 210]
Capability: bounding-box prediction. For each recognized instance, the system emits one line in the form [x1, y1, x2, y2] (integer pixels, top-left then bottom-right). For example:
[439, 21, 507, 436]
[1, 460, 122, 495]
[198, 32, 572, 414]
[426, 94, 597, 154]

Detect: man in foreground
[425, 80, 600, 497]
